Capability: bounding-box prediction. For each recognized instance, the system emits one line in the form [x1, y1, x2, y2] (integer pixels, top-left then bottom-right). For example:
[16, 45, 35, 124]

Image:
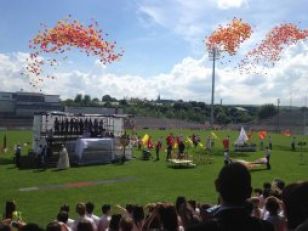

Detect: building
[0, 91, 63, 117]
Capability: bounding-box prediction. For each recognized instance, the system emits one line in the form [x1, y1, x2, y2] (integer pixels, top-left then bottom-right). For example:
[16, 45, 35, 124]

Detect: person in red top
[223, 136, 230, 152]
[166, 133, 174, 160]
[147, 136, 154, 150]
[155, 137, 163, 160]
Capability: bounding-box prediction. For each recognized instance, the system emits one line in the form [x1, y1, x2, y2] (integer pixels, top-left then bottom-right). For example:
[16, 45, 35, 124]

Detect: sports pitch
[0, 129, 307, 226]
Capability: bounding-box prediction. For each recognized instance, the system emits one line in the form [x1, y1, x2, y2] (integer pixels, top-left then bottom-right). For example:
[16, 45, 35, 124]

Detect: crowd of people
[1, 163, 308, 231]
[52, 117, 114, 138]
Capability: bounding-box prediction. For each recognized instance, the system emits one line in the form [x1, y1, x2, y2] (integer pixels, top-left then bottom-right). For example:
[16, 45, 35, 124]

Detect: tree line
[62, 94, 279, 124]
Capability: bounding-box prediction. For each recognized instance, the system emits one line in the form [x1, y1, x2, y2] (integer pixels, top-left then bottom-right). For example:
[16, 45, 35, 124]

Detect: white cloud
[0, 41, 307, 106]
[217, 0, 248, 9]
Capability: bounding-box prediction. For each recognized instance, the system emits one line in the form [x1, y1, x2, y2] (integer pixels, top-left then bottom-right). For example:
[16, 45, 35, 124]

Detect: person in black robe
[60, 119, 65, 135]
[79, 118, 84, 135]
[54, 117, 59, 135]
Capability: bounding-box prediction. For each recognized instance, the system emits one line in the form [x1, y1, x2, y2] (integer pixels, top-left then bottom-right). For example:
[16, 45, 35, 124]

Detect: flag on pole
[211, 132, 218, 140]
[141, 134, 149, 145]
[185, 137, 193, 147]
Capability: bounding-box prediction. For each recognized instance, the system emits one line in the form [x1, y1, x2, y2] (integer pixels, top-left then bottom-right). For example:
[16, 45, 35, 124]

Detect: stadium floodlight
[208, 46, 221, 127]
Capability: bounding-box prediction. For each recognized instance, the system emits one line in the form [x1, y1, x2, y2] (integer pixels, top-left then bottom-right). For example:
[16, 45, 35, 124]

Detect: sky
[0, 0, 307, 106]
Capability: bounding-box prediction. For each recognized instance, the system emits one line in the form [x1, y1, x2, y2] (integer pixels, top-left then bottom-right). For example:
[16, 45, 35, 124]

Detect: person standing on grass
[57, 144, 70, 170]
[222, 136, 230, 154]
[178, 136, 186, 159]
[206, 135, 212, 152]
[224, 151, 230, 166]
[265, 147, 271, 170]
[268, 136, 273, 150]
[166, 133, 174, 160]
[15, 144, 22, 168]
[155, 137, 163, 160]
[291, 136, 296, 151]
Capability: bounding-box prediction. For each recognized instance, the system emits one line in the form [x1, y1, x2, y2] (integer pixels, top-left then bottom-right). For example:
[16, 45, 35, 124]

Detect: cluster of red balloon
[239, 23, 308, 75]
[22, 15, 123, 89]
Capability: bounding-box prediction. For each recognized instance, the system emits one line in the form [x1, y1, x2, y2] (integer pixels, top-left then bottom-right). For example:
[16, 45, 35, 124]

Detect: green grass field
[0, 129, 307, 226]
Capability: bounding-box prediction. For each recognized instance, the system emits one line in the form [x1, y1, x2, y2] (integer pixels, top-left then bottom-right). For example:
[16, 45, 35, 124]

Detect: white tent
[235, 127, 248, 145]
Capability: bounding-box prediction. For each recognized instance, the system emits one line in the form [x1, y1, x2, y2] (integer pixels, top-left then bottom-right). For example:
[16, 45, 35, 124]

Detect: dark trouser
[156, 148, 160, 160]
[291, 143, 295, 151]
[16, 155, 21, 168]
[266, 157, 271, 170]
[166, 146, 172, 160]
[269, 143, 272, 150]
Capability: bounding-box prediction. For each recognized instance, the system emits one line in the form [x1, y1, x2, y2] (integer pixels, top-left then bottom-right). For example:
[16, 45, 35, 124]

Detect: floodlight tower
[208, 47, 221, 127]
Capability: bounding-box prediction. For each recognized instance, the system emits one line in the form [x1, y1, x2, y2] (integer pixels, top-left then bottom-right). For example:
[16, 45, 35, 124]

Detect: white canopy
[235, 126, 248, 145]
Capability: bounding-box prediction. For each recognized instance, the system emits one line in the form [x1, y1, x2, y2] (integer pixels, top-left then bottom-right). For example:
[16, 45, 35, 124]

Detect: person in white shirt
[60, 204, 75, 229]
[264, 196, 287, 231]
[97, 204, 112, 231]
[57, 211, 72, 231]
[86, 202, 100, 226]
[73, 202, 97, 231]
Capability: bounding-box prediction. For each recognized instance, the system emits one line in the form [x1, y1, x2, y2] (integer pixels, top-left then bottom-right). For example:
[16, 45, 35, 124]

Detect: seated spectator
[142, 203, 162, 231]
[187, 163, 274, 231]
[72, 203, 97, 231]
[132, 206, 144, 231]
[77, 219, 94, 231]
[125, 205, 134, 217]
[265, 197, 286, 231]
[159, 203, 181, 231]
[3, 201, 22, 222]
[108, 214, 122, 231]
[248, 197, 262, 219]
[86, 202, 100, 225]
[60, 204, 74, 228]
[0, 224, 11, 231]
[253, 188, 263, 197]
[46, 221, 62, 231]
[175, 196, 199, 228]
[199, 204, 212, 222]
[97, 204, 111, 231]
[119, 216, 134, 231]
[282, 181, 308, 231]
[57, 211, 72, 231]
[20, 223, 44, 231]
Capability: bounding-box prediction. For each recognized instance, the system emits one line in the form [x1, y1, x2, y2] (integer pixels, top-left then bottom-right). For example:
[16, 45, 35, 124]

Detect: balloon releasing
[206, 17, 252, 55]
[24, 16, 123, 87]
[240, 23, 308, 70]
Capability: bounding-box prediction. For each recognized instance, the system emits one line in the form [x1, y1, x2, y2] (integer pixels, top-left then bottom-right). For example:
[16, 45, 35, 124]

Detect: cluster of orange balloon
[23, 15, 123, 88]
[240, 23, 308, 73]
[206, 17, 252, 56]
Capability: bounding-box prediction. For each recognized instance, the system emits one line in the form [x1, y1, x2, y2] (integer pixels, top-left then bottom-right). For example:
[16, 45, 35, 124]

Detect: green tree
[83, 95, 91, 106]
[74, 94, 83, 103]
[102, 95, 112, 102]
[258, 104, 278, 119]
